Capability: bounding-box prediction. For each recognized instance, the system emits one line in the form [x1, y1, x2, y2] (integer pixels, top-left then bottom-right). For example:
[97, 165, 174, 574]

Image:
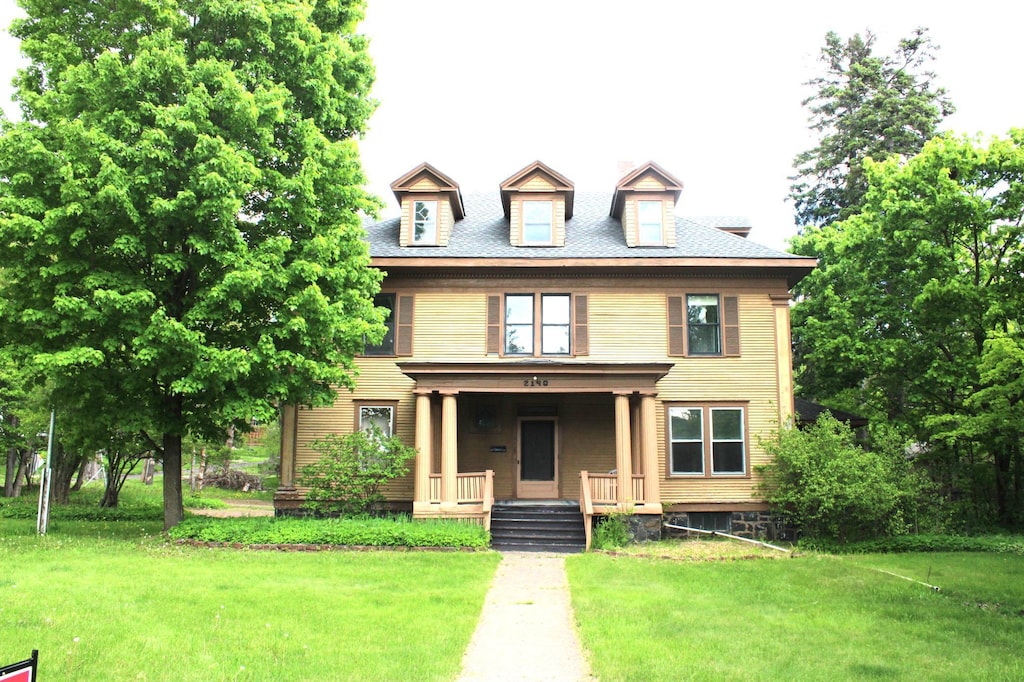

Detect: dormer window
[523, 201, 554, 244]
[637, 200, 664, 245]
[413, 200, 438, 244]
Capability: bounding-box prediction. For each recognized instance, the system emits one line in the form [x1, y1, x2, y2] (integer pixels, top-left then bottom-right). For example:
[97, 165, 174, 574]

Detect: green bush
[167, 515, 490, 549]
[801, 534, 1024, 555]
[299, 427, 415, 516]
[759, 413, 930, 543]
[593, 512, 631, 550]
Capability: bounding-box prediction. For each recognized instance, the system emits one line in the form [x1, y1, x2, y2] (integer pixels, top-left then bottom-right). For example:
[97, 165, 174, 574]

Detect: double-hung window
[412, 200, 437, 244]
[668, 404, 746, 476]
[637, 200, 664, 245]
[522, 201, 553, 244]
[504, 293, 571, 355]
[687, 294, 721, 355]
[363, 293, 414, 357]
[364, 293, 396, 356]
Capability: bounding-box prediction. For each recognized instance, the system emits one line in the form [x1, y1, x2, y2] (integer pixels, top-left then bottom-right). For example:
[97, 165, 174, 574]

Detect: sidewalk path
[457, 552, 597, 681]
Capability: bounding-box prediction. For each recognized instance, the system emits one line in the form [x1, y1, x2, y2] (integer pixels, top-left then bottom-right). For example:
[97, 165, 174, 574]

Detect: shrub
[800, 534, 1024, 555]
[593, 512, 631, 550]
[759, 413, 929, 543]
[299, 427, 415, 516]
[167, 516, 490, 549]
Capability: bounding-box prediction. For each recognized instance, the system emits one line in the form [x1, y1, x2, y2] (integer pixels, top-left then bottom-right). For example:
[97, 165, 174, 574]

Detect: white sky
[2, 0, 1022, 250]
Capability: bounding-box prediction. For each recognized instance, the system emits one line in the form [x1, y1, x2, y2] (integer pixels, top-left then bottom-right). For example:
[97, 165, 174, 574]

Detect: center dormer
[499, 161, 574, 247]
[610, 161, 684, 247]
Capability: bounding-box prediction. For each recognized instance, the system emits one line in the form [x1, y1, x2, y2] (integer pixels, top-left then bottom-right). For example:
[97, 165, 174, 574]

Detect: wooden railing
[579, 471, 595, 550]
[579, 471, 651, 551]
[423, 471, 494, 529]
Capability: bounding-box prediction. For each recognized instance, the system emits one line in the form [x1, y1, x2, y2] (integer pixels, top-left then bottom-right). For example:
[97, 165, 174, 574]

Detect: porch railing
[424, 471, 494, 530]
[579, 471, 650, 551]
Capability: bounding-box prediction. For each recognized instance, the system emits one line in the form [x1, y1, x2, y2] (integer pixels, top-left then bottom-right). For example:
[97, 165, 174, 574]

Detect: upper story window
[687, 294, 721, 355]
[522, 201, 554, 244]
[363, 293, 414, 357]
[668, 404, 746, 476]
[637, 200, 664, 245]
[504, 293, 571, 355]
[413, 200, 438, 244]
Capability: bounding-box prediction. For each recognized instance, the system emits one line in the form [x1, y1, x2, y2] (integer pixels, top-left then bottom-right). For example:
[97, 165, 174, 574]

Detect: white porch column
[614, 392, 633, 509]
[413, 391, 432, 512]
[640, 393, 661, 507]
[440, 392, 458, 510]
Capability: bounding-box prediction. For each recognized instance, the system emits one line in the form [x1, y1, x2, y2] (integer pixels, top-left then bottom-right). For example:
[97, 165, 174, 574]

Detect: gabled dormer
[610, 161, 684, 247]
[390, 163, 465, 247]
[499, 161, 574, 247]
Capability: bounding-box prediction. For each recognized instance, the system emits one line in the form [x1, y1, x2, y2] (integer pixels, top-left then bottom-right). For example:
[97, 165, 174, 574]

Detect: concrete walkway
[457, 552, 597, 682]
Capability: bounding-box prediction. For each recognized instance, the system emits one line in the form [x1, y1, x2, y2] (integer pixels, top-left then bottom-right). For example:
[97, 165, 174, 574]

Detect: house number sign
[523, 378, 549, 387]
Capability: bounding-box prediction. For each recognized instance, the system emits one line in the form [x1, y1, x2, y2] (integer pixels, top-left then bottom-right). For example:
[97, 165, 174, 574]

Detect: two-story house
[275, 160, 815, 550]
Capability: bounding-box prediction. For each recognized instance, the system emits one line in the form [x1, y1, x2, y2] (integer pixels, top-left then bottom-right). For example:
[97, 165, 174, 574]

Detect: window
[637, 200, 663, 244]
[667, 295, 740, 357]
[668, 405, 746, 476]
[364, 293, 396, 356]
[412, 200, 437, 244]
[687, 294, 720, 355]
[363, 294, 414, 356]
[522, 200, 553, 244]
[503, 293, 572, 356]
[358, 404, 394, 438]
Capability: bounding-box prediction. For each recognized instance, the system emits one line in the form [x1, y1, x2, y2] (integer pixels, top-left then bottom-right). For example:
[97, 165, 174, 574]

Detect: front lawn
[0, 529, 499, 681]
[567, 547, 1024, 681]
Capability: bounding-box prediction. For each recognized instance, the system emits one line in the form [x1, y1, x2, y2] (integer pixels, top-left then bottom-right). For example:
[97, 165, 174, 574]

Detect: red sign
[0, 651, 37, 682]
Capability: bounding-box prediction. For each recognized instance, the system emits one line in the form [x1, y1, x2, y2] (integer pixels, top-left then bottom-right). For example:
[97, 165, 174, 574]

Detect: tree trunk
[163, 431, 184, 529]
[70, 456, 89, 492]
[4, 446, 17, 497]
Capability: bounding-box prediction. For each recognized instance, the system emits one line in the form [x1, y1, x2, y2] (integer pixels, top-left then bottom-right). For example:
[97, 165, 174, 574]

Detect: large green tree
[791, 132, 1024, 526]
[789, 28, 954, 229]
[0, 0, 385, 528]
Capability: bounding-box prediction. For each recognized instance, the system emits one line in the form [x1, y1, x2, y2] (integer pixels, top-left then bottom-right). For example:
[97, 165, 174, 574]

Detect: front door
[517, 418, 558, 498]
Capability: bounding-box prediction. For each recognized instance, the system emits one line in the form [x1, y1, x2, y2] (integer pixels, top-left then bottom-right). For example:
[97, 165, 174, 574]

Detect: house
[275, 160, 816, 548]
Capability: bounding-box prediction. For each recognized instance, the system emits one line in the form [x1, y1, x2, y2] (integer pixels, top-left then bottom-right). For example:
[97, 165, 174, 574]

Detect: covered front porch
[400, 362, 670, 538]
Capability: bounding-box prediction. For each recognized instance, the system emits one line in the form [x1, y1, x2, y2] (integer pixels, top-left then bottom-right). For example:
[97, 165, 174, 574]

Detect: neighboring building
[276, 161, 816, 546]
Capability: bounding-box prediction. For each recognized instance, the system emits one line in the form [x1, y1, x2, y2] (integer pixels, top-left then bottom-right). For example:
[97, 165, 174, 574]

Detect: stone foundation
[663, 511, 793, 541]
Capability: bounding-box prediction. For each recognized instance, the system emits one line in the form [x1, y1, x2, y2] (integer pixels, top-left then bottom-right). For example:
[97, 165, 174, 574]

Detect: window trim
[667, 294, 740, 358]
[363, 292, 397, 356]
[686, 293, 722, 356]
[665, 402, 749, 478]
[412, 199, 438, 245]
[521, 199, 554, 245]
[636, 199, 664, 245]
[501, 292, 574, 357]
[361, 293, 414, 357]
[353, 401, 398, 438]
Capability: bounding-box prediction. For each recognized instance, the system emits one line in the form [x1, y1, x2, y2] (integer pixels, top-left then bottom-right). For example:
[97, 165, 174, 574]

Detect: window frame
[363, 292, 396, 356]
[502, 292, 573, 357]
[521, 200, 554, 245]
[636, 199, 664, 245]
[686, 293, 722, 356]
[412, 199, 438, 245]
[665, 402, 748, 478]
[354, 402, 397, 438]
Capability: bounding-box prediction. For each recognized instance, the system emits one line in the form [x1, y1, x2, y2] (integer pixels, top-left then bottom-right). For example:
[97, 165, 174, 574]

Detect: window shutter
[486, 295, 501, 354]
[667, 296, 685, 356]
[723, 296, 740, 357]
[573, 294, 589, 356]
[396, 295, 414, 356]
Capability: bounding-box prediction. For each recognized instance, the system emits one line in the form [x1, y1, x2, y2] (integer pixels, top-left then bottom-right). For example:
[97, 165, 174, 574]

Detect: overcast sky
[2, 0, 1022, 249]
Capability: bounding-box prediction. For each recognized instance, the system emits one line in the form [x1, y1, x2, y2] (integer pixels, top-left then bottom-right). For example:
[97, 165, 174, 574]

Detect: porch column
[771, 293, 796, 426]
[413, 391, 432, 510]
[640, 393, 660, 505]
[440, 391, 458, 509]
[278, 404, 298, 490]
[614, 392, 633, 508]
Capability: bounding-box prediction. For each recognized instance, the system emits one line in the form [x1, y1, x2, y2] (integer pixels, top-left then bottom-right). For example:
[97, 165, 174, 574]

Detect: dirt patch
[190, 499, 274, 518]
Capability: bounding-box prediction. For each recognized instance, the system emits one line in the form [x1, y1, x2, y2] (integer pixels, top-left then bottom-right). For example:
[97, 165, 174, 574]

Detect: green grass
[567, 549, 1024, 681]
[0, 527, 499, 681]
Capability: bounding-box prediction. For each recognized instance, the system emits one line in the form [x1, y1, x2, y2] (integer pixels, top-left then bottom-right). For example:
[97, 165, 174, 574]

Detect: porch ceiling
[397, 361, 673, 394]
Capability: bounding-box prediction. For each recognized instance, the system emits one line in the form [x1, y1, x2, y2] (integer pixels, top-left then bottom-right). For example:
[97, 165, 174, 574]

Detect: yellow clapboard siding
[522, 176, 555, 191]
[635, 175, 666, 190]
[411, 177, 440, 191]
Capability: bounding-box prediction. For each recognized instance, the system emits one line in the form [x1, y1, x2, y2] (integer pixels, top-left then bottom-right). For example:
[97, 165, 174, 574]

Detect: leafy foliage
[299, 427, 414, 516]
[800, 534, 1024, 555]
[789, 28, 953, 228]
[168, 515, 490, 549]
[592, 511, 631, 550]
[791, 132, 1024, 528]
[759, 414, 930, 543]
[0, 0, 383, 528]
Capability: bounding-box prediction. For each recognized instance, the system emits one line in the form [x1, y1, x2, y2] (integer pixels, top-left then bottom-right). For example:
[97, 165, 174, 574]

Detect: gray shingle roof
[365, 191, 801, 260]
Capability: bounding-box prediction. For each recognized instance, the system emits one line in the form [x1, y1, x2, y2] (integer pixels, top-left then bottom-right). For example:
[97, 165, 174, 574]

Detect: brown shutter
[723, 296, 740, 357]
[486, 295, 501, 354]
[573, 294, 589, 356]
[667, 296, 685, 356]
[396, 295, 414, 356]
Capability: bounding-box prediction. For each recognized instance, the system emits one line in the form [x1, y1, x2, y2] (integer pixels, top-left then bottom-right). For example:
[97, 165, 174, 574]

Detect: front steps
[490, 501, 587, 553]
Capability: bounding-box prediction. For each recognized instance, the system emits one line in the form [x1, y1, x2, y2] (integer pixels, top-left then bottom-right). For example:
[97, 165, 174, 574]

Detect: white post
[36, 410, 55, 535]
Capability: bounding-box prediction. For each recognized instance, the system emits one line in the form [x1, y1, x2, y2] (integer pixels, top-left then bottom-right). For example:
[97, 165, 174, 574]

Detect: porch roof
[397, 361, 673, 394]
